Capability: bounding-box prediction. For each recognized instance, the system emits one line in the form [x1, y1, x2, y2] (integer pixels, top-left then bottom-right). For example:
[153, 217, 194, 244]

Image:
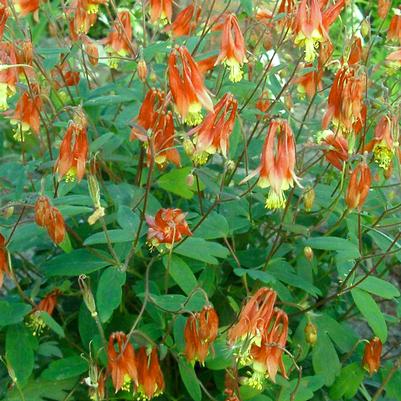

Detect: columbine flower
[108, 332, 138, 393]
[0, 43, 18, 111]
[10, 84, 42, 140]
[51, 60, 81, 90]
[167, 4, 200, 37]
[228, 288, 277, 361]
[168, 46, 214, 126]
[146, 208, 192, 248]
[34, 196, 66, 244]
[0, 0, 9, 41]
[136, 347, 165, 399]
[256, 90, 271, 119]
[149, 0, 172, 23]
[184, 306, 219, 364]
[388, 6, 401, 44]
[0, 233, 9, 289]
[362, 337, 382, 375]
[83, 36, 99, 66]
[345, 161, 371, 210]
[188, 93, 237, 165]
[55, 110, 88, 182]
[386, 49, 401, 71]
[14, 0, 40, 16]
[104, 10, 133, 69]
[296, 63, 323, 99]
[68, 0, 101, 37]
[130, 89, 180, 168]
[243, 120, 299, 210]
[318, 130, 349, 170]
[215, 14, 247, 82]
[247, 309, 289, 388]
[378, 0, 391, 19]
[28, 289, 61, 335]
[365, 115, 398, 170]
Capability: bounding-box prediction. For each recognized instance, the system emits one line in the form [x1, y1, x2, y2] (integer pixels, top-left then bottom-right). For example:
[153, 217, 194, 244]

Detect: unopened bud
[225, 160, 236, 173]
[88, 174, 101, 209]
[303, 187, 315, 211]
[304, 246, 314, 262]
[3, 206, 14, 218]
[78, 275, 98, 317]
[137, 59, 148, 82]
[361, 19, 370, 38]
[186, 173, 195, 187]
[149, 69, 157, 83]
[183, 139, 195, 157]
[304, 322, 318, 345]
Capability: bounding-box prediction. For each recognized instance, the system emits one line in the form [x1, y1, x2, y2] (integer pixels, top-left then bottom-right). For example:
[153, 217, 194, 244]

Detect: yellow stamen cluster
[373, 144, 393, 170]
[294, 30, 324, 63]
[224, 59, 243, 83]
[26, 312, 46, 336]
[265, 189, 286, 210]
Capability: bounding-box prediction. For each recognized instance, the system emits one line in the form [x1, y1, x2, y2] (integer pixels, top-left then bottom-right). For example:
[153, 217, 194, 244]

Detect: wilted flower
[136, 347, 165, 399]
[55, 110, 89, 182]
[28, 289, 61, 335]
[184, 306, 219, 364]
[167, 4, 200, 37]
[345, 160, 371, 210]
[104, 10, 133, 68]
[388, 6, 401, 44]
[188, 93, 237, 165]
[83, 36, 99, 66]
[365, 115, 399, 170]
[243, 120, 299, 210]
[362, 337, 382, 375]
[256, 90, 271, 118]
[149, 0, 172, 23]
[168, 46, 214, 126]
[0, 233, 9, 288]
[51, 60, 80, 89]
[247, 309, 289, 388]
[108, 332, 138, 393]
[10, 84, 43, 140]
[34, 196, 66, 244]
[215, 14, 247, 82]
[146, 208, 192, 247]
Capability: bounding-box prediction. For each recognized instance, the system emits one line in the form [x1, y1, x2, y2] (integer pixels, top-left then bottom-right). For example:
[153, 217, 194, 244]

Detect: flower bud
[88, 174, 101, 209]
[138, 59, 148, 82]
[304, 246, 314, 262]
[304, 322, 317, 345]
[303, 187, 315, 211]
[78, 275, 98, 317]
[3, 206, 14, 219]
[225, 160, 236, 173]
[183, 138, 195, 157]
[186, 173, 195, 187]
[361, 19, 370, 37]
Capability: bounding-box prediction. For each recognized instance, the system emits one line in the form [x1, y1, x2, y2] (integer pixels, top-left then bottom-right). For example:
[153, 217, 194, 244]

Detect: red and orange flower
[388, 6, 401, 44]
[146, 208, 192, 247]
[184, 306, 219, 364]
[0, 233, 9, 289]
[168, 46, 214, 126]
[0, 43, 18, 111]
[318, 130, 349, 170]
[345, 160, 371, 210]
[108, 332, 138, 393]
[362, 337, 382, 375]
[149, 0, 172, 23]
[167, 4, 200, 37]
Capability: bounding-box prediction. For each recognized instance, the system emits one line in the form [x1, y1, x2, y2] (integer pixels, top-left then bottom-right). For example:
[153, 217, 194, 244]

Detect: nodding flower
[296, 63, 323, 99]
[0, 43, 18, 111]
[362, 337, 382, 376]
[149, 0, 172, 23]
[104, 10, 133, 69]
[28, 289, 61, 336]
[51, 60, 81, 90]
[136, 347, 165, 399]
[14, 0, 40, 16]
[318, 130, 349, 170]
[378, 0, 391, 19]
[388, 6, 401, 44]
[34, 196, 66, 244]
[247, 309, 289, 388]
[365, 115, 399, 171]
[256, 90, 271, 119]
[130, 89, 180, 168]
[187, 93, 237, 165]
[0, 0, 9, 41]
[107, 332, 138, 393]
[146, 208, 192, 248]
[215, 14, 247, 82]
[68, 0, 102, 37]
[345, 160, 371, 210]
[0, 233, 9, 289]
[242, 120, 299, 210]
[184, 306, 219, 364]
[386, 49, 401, 71]
[55, 110, 88, 182]
[168, 46, 213, 126]
[167, 4, 200, 37]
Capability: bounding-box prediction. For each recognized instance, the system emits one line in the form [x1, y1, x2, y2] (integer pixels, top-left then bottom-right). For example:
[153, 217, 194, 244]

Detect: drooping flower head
[215, 14, 247, 82]
[0, 43, 18, 111]
[378, 0, 391, 19]
[55, 109, 89, 182]
[318, 130, 349, 170]
[107, 332, 138, 393]
[167, 4, 200, 37]
[131, 89, 180, 168]
[104, 10, 133, 69]
[10, 84, 43, 140]
[168, 46, 214, 126]
[0, 0, 9, 41]
[365, 115, 399, 170]
[244, 120, 299, 210]
[149, 0, 172, 23]
[345, 160, 371, 210]
[0, 233, 9, 289]
[146, 208, 192, 248]
[296, 63, 323, 99]
[184, 306, 219, 364]
[51, 59, 81, 90]
[14, 0, 40, 17]
[188, 93, 237, 165]
[136, 347, 165, 399]
[68, 0, 106, 37]
[362, 337, 382, 375]
[388, 6, 401, 44]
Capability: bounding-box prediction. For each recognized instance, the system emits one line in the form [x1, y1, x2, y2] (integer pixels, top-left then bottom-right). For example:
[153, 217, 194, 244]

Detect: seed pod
[304, 322, 318, 345]
[138, 59, 148, 82]
[303, 187, 315, 211]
